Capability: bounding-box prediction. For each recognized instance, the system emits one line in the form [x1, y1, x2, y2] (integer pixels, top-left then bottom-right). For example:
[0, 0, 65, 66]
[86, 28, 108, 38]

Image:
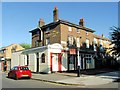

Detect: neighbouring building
[0, 44, 24, 71]
[93, 34, 113, 68]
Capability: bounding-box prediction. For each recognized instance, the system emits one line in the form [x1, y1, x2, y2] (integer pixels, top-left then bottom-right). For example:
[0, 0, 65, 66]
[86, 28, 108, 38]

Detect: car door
[9, 67, 15, 77]
[11, 67, 17, 78]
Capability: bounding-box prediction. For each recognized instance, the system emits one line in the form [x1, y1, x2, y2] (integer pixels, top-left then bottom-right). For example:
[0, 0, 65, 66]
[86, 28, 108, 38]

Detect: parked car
[8, 66, 32, 80]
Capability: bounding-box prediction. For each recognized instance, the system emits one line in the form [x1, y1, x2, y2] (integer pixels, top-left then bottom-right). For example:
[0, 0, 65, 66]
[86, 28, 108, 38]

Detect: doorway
[36, 53, 39, 73]
[51, 53, 62, 72]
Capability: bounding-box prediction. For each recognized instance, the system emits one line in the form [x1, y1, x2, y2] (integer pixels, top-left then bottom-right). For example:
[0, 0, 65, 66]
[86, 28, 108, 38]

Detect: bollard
[77, 66, 80, 77]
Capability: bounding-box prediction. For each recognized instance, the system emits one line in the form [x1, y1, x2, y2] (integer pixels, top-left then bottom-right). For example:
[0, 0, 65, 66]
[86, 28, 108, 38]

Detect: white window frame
[86, 39, 89, 48]
[46, 37, 50, 45]
[94, 38, 97, 44]
[68, 27, 72, 32]
[99, 39, 103, 50]
[76, 38, 80, 47]
[76, 28, 80, 33]
[86, 31, 89, 35]
[68, 36, 74, 45]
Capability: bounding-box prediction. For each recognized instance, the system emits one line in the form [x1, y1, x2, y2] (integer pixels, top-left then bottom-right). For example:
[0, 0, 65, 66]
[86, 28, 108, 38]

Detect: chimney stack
[39, 19, 45, 27]
[102, 34, 104, 37]
[79, 18, 84, 27]
[53, 7, 58, 22]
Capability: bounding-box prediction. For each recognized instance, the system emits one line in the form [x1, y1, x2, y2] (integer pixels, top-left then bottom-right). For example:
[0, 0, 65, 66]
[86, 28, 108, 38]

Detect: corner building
[30, 7, 98, 71]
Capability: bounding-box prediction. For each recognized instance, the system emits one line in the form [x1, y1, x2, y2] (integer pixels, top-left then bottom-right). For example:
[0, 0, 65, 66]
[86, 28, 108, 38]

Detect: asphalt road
[1, 72, 78, 88]
[1, 72, 120, 89]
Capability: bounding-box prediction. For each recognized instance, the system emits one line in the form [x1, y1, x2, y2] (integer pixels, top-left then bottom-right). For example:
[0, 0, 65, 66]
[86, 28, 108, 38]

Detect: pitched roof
[94, 34, 111, 41]
[29, 19, 95, 33]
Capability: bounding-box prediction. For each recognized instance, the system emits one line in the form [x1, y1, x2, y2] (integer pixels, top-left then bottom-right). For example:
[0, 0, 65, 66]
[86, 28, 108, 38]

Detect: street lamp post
[77, 48, 80, 77]
[76, 37, 81, 77]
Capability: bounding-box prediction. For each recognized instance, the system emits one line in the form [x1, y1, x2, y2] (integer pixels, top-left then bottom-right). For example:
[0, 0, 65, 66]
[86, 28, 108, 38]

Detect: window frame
[86, 31, 89, 35]
[86, 39, 90, 48]
[68, 27, 72, 32]
[46, 37, 50, 45]
[76, 28, 80, 33]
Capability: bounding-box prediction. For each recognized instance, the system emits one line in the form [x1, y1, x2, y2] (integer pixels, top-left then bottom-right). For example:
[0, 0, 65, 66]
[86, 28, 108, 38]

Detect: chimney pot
[53, 6, 59, 22]
[102, 34, 104, 37]
[54, 6, 58, 10]
[39, 18, 45, 27]
[79, 18, 84, 27]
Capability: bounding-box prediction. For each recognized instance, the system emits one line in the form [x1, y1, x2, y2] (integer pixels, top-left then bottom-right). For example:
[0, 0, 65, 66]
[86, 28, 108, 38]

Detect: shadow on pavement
[113, 78, 120, 82]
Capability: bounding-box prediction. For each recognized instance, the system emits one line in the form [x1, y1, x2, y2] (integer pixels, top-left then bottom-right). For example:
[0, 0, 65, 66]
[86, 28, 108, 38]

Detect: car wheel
[28, 77, 31, 79]
[15, 74, 18, 80]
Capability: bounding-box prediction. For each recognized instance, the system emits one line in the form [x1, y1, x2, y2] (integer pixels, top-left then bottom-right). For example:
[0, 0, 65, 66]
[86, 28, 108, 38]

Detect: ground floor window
[69, 55, 74, 64]
[84, 54, 92, 64]
[41, 53, 45, 63]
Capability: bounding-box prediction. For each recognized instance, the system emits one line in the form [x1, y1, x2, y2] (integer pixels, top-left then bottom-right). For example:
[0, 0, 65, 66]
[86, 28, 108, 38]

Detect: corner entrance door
[51, 53, 62, 72]
[36, 53, 39, 73]
[52, 54, 58, 72]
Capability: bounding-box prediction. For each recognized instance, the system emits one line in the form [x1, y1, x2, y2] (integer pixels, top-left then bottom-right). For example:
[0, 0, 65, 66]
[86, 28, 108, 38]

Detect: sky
[1, 2, 118, 47]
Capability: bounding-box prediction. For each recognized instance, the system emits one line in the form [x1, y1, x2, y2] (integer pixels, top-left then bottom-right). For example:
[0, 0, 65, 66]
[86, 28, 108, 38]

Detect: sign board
[48, 43, 63, 49]
[69, 49, 76, 54]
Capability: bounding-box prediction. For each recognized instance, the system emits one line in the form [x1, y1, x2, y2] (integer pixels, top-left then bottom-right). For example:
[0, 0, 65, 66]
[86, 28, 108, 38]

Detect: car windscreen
[20, 67, 29, 70]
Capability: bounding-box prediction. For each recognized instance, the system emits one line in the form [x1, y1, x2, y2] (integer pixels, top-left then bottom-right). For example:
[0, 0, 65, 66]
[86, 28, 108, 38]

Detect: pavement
[31, 70, 120, 86]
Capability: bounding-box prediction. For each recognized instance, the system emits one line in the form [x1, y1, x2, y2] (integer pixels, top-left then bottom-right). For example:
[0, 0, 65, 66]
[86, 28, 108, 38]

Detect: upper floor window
[99, 39, 103, 50]
[37, 31, 40, 35]
[11, 46, 17, 53]
[68, 27, 72, 32]
[76, 28, 80, 33]
[46, 37, 50, 45]
[76, 38, 80, 47]
[94, 38, 97, 44]
[68, 35, 74, 45]
[86, 31, 89, 35]
[86, 39, 89, 48]
[0, 49, 5, 54]
[35, 40, 39, 47]
[46, 27, 50, 31]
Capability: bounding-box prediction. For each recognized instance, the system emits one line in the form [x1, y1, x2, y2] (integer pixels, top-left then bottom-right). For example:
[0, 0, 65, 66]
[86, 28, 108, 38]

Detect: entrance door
[52, 54, 58, 72]
[50, 53, 62, 72]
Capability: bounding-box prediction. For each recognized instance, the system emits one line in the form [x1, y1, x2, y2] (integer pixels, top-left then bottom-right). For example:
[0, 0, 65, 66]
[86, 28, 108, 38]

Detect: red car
[8, 66, 32, 80]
